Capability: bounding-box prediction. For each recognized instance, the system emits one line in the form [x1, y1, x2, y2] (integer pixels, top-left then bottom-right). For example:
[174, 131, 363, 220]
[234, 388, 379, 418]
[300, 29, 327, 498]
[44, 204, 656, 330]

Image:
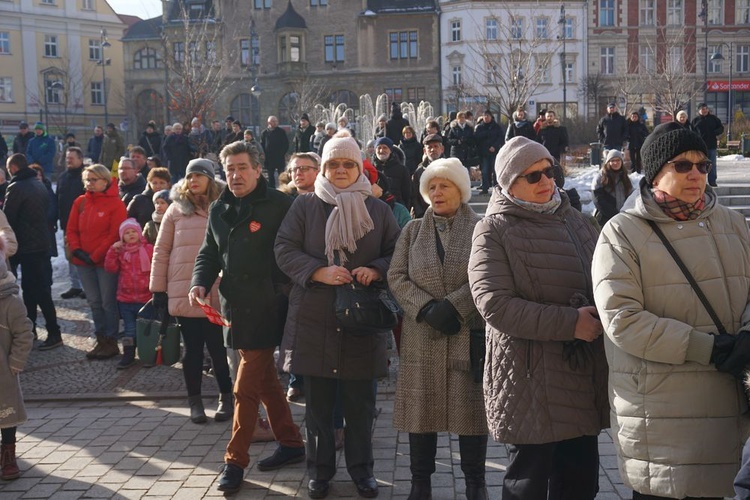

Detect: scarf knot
[122, 237, 151, 273]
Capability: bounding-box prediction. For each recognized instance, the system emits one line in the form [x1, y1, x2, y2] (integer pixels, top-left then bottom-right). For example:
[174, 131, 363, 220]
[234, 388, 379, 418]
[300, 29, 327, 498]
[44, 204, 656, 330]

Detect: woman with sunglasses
[592, 122, 750, 499]
[468, 136, 608, 499]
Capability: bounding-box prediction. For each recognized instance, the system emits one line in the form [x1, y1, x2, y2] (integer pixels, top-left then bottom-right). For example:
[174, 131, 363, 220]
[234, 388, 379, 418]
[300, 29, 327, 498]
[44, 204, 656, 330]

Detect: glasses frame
[665, 160, 712, 174]
[519, 166, 556, 184]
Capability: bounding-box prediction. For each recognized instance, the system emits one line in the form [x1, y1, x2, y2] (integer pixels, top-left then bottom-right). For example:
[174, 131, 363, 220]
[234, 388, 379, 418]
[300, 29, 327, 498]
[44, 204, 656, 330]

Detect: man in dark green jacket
[190, 140, 304, 495]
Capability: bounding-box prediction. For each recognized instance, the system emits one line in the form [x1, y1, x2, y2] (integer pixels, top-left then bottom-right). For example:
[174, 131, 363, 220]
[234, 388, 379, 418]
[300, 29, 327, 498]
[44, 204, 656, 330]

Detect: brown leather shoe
[1, 444, 20, 480]
[94, 337, 120, 360]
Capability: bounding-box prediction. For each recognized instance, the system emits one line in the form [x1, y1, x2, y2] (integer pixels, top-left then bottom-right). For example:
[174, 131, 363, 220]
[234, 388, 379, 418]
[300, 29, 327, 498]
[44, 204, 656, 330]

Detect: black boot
[459, 434, 488, 500]
[188, 395, 207, 424]
[407, 432, 436, 500]
[117, 338, 136, 369]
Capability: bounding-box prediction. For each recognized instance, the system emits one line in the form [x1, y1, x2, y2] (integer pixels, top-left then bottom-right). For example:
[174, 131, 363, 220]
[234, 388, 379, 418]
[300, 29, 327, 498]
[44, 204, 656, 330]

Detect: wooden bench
[727, 140, 741, 150]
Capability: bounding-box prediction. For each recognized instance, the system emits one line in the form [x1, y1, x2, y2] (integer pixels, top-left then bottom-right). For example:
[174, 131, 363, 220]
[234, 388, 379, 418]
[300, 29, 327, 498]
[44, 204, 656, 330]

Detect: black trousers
[305, 376, 375, 481]
[177, 317, 232, 397]
[633, 493, 722, 500]
[11, 252, 59, 337]
[1, 427, 16, 445]
[503, 435, 599, 500]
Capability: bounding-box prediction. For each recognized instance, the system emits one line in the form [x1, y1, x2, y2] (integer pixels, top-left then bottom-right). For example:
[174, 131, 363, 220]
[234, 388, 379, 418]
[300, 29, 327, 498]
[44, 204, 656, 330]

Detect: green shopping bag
[136, 300, 181, 366]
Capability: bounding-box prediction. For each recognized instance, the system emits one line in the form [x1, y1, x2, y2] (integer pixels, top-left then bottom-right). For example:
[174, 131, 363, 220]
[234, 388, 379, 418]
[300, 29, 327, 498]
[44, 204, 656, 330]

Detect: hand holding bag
[334, 281, 400, 336]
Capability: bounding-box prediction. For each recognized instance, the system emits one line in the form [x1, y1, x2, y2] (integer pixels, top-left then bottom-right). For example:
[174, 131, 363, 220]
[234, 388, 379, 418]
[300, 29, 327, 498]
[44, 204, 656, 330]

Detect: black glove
[716, 330, 750, 379]
[423, 299, 461, 336]
[152, 292, 168, 310]
[72, 249, 95, 266]
[710, 333, 736, 367]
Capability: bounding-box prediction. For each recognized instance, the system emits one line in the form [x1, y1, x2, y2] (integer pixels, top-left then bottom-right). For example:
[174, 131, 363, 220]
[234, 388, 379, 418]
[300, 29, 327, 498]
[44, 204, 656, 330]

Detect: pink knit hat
[119, 218, 141, 240]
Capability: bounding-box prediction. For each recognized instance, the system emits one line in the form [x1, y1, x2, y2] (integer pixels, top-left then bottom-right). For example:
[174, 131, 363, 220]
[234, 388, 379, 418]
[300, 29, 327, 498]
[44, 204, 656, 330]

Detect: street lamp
[98, 28, 112, 125]
[699, 0, 709, 99]
[249, 19, 262, 132]
[711, 42, 733, 142]
[558, 4, 567, 121]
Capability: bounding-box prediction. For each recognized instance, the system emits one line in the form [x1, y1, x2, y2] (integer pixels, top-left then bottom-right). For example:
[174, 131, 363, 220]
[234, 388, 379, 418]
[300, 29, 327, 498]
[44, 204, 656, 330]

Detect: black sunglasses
[519, 166, 556, 184]
[665, 160, 712, 174]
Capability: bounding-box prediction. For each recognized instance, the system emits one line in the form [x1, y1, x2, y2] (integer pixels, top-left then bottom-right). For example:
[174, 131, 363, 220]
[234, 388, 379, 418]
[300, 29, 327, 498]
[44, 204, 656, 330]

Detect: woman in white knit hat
[389, 157, 489, 500]
[275, 131, 401, 499]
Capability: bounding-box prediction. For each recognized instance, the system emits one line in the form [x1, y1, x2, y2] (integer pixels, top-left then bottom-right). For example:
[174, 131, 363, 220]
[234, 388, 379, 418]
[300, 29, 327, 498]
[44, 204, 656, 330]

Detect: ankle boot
[408, 433, 437, 500]
[215, 392, 234, 422]
[1, 444, 20, 480]
[459, 435, 488, 500]
[117, 338, 136, 369]
[96, 337, 120, 360]
[86, 335, 105, 359]
[188, 395, 207, 424]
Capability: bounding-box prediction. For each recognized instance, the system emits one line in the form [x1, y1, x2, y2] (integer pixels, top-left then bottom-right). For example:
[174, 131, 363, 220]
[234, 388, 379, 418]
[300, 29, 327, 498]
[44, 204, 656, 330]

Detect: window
[486, 18, 498, 41]
[511, 18, 524, 39]
[565, 61, 575, 83]
[640, 0, 655, 26]
[738, 45, 750, 73]
[564, 18, 574, 39]
[91, 81, 103, 105]
[601, 46, 615, 74]
[254, 0, 271, 8]
[324, 35, 344, 63]
[389, 31, 418, 60]
[667, 46, 683, 73]
[600, 0, 615, 26]
[0, 32, 9, 54]
[450, 20, 461, 42]
[251, 37, 260, 66]
[310, 0, 328, 5]
[486, 60, 499, 84]
[452, 65, 462, 86]
[406, 87, 425, 102]
[173, 42, 184, 63]
[88, 39, 101, 61]
[738, 0, 750, 24]
[640, 45, 655, 73]
[44, 35, 58, 57]
[289, 35, 300, 62]
[45, 77, 62, 104]
[667, 0, 683, 25]
[384, 88, 403, 104]
[188, 41, 199, 62]
[134, 47, 160, 69]
[536, 17, 549, 39]
[82, 0, 94, 9]
[240, 39, 250, 66]
[707, 0, 723, 25]
[536, 57, 550, 84]
[41, 0, 55, 4]
[708, 45, 721, 73]
[189, 4, 205, 19]
[206, 41, 216, 64]
[0, 78, 12, 102]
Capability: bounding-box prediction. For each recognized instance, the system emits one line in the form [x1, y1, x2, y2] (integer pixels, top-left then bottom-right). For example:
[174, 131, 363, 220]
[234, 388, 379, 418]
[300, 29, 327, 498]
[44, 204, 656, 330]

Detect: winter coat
[192, 177, 291, 349]
[119, 176, 147, 208]
[592, 181, 750, 499]
[163, 133, 193, 180]
[736, 379, 750, 499]
[294, 124, 315, 153]
[86, 135, 103, 163]
[0, 210, 18, 258]
[373, 149, 411, 209]
[597, 112, 628, 149]
[275, 192, 401, 379]
[386, 109, 410, 144]
[310, 131, 325, 153]
[25, 134, 56, 174]
[138, 131, 162, 157]
[468, 188, 609, 445]
[410, 158, 433, 219]
[12, 131, 33, 155]
[505, 119, 536, 141]
[591, 173, 634, 227]
[389, 204, 487, 435]
[626, 119, 649, 151]
[150, 181, 222, 318]
[537, 120, 569, 160]
[100, 129, 125, 170]
[223, 131, 243, 146]
[692, 113, 725, 150]
[57, 166, 85, 233]
[143, 218, 160, 245]
[66, 181, 127, 267]
[105, 241, 154, 304]
[446, 122, 474, 163]
[474, 119, 504, 157]
[4, 167, 52, 255]
[127, 187, 155, 228]
[0, 278, 34, 428]
[260, 127, 289, 173]
[399, 136, 422, 175]
[317, 135, 332, 156]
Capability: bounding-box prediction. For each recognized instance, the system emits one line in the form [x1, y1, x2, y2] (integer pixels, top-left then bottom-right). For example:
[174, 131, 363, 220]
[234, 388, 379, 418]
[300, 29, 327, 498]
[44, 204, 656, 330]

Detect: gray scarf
[314, 174, 374, 265]
[505, 187, 562, 214]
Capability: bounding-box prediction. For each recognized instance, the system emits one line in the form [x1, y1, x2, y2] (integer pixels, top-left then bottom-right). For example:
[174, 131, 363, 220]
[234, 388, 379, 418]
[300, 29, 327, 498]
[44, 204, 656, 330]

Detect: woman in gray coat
[275, 132, 401, 500]
[389, 157, 488, 500]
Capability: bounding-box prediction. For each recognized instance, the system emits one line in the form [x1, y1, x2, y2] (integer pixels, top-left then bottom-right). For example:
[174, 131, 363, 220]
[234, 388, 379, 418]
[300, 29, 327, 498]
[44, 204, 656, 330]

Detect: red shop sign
[707, 80, 750, 91]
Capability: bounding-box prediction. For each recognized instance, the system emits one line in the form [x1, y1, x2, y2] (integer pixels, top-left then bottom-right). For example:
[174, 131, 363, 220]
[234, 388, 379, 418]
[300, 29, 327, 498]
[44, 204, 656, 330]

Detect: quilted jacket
[104, 240, 154, 304]
[468, 188, 609, 445]
[592, 180, 750, 498]
[0, 278, 34, 428]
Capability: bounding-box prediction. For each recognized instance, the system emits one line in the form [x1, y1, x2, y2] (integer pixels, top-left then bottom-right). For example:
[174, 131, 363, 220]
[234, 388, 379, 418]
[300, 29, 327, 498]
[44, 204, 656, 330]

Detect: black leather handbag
[334, 282, 400, 336]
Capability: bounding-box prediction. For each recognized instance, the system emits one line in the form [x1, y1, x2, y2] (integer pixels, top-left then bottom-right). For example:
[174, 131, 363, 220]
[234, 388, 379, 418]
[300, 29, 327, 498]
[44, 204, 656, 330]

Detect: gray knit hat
[152, 189, 172, 205]
[604, 149, 624, 165]
[641, 122, 708, 184]
[185, 158, 216, 179]
[494, 136, 554, 192]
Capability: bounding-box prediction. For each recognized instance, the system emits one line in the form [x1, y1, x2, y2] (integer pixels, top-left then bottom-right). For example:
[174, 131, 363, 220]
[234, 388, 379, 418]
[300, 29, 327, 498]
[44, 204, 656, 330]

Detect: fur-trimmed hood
[169, 178, 226, 216]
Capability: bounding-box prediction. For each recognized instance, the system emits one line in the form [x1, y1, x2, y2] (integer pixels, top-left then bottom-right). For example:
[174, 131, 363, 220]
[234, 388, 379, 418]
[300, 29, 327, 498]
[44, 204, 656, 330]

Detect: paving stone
[19, 482, 61, 498]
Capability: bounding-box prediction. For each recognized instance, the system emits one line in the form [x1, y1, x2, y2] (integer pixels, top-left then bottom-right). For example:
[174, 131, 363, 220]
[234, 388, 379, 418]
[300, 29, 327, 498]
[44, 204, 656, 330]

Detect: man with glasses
[118, 157, 146, 206]
[691, 103, 724, 187]
[288, 153, 320, 197]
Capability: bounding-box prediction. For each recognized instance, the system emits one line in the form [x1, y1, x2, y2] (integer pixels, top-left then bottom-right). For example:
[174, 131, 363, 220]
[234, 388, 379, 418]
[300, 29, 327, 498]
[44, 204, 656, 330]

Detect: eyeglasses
[327, 160, 358, 170]
[84, 177, 104, 183]
[665, 160, 712, 174]
[519, 166, 556, 184]
[291, 165, 318, 174]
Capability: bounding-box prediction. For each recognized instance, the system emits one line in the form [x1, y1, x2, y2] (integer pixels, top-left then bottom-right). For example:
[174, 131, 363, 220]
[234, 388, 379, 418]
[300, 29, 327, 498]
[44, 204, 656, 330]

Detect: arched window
[278, 92, 299, 125]
[230, 93, 259, 131]
[134, 47, 161, 70]
[329, 89, 359, 111]
[135, 89, 164, 133]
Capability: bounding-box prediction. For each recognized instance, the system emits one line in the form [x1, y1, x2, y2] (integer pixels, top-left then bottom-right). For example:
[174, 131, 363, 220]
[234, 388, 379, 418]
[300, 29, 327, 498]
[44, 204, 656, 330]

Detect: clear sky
[107, 0, 162, 19]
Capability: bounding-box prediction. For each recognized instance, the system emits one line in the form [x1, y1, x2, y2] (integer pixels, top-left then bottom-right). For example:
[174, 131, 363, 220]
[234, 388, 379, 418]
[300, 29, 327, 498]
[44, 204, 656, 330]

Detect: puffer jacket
[592, 180, 750, 499]
[104, 240, 154, 304]
[0, 277, 34, 429]
[468, 188, 609, 445]
[149, 181, 222, 318]
[66, 181, 127, 267]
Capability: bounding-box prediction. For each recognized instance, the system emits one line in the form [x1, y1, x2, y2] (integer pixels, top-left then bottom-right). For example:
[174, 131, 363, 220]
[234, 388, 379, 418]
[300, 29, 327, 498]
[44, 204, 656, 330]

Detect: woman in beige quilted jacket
[468, 136, 608, 499]
[592, 122, 750, 499]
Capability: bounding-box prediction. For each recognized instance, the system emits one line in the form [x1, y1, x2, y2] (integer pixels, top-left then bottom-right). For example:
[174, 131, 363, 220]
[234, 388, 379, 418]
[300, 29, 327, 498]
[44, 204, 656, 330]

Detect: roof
[118, 14, 143, 28]
[365, 0, 437, 13]
[122, 17, 163, 41]
[275, 0, 307, 30]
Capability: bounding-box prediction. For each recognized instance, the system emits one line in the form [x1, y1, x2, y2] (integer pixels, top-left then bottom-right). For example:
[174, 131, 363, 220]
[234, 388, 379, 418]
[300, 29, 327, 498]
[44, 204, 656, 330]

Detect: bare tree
[579, 73, 612, 118]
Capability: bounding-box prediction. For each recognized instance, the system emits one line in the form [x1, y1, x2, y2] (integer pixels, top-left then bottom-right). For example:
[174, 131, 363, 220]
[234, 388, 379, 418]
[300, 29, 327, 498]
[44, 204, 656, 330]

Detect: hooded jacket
[592, 180, 750, 498]
[25, 132, 56, 174]
[0, 278, 34, 429]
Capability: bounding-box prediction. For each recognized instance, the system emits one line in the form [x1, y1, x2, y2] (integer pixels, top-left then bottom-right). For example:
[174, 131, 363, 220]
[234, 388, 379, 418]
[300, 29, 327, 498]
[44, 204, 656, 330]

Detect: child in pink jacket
[105, 218, 154, 369]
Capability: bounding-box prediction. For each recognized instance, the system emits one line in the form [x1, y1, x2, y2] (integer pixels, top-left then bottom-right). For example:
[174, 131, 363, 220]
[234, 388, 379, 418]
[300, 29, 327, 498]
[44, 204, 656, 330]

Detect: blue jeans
[77, 265, 119, 339]
[118, 302, 144, 340]
[708, 149, 718, 186]
[480, 154, 497, 192]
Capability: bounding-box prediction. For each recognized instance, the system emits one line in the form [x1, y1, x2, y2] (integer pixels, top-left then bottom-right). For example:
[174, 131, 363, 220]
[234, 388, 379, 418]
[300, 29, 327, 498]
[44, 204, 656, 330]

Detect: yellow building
[0, 0, 127, 145]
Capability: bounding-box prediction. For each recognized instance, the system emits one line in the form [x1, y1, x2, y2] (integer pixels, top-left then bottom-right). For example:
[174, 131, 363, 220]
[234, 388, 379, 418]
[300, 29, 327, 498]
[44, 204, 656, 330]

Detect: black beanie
[641, 122, 708, 184]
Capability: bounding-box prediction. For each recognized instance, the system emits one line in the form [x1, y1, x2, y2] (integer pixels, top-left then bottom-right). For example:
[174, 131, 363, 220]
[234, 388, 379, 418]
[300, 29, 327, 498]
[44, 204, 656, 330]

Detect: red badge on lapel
[249, 221, 261, 233]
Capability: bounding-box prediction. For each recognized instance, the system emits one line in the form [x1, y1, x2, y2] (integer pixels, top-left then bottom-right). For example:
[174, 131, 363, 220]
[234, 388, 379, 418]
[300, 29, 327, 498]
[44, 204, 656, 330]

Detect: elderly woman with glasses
[468, 136, 609, 499]
[592, 122, 750, 499]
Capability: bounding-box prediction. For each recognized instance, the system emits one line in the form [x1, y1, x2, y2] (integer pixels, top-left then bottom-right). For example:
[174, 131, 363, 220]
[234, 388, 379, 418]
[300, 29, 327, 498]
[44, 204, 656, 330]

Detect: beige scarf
[314, 174, 374, 265]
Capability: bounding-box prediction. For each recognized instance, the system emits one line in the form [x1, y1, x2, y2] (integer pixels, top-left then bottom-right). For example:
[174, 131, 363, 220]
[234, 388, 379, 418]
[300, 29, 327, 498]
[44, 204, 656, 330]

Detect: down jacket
[0, 278, 34, 428]
[104, 241, 154, 304]
[149, 181, 222, 318]
[468, 188, 609, 445]
[592, 181, 750, 499]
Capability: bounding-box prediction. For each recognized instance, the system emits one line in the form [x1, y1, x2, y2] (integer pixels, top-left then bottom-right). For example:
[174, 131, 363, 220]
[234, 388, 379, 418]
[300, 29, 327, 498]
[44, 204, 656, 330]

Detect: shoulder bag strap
[646, 219, 728, 336]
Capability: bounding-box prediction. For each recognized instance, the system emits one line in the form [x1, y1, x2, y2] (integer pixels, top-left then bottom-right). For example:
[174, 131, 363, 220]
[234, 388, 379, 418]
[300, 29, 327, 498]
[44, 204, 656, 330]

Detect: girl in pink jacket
[104, 218, 154, 369]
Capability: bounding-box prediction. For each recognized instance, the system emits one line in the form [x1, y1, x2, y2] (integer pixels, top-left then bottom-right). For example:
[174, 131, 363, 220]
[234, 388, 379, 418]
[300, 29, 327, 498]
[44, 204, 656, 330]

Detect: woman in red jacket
[66, 164, 127, 360]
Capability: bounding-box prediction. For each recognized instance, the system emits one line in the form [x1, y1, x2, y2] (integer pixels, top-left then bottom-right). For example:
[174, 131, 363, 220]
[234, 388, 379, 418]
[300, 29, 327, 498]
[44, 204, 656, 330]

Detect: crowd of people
[1, 99, 749, 500]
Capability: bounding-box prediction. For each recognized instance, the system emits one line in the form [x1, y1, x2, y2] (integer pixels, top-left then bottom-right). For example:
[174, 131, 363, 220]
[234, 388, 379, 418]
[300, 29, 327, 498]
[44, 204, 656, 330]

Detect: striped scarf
[652, 189, 706, 221]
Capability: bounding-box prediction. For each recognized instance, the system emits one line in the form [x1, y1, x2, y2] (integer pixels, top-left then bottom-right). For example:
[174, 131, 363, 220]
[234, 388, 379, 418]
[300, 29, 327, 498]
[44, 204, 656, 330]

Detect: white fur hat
[419, 157, 472, 205]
